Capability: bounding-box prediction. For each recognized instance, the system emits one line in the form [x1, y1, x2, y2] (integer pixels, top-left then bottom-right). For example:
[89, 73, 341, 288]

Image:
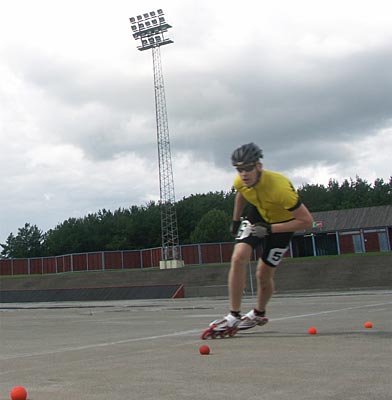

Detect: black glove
[230, 220, 241, 236]
[250, 222, 272, 238]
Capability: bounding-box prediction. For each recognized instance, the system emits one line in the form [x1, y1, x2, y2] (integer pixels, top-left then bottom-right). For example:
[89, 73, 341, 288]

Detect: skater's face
[236, 162, 262, 187]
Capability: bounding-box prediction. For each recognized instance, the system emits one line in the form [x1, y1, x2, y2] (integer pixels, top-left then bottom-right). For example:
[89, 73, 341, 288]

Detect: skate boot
[201, 313, 241, 339]
[239, 309, 269, 330]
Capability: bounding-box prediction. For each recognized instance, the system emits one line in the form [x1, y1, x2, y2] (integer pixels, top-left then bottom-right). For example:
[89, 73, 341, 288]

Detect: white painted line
[1, 300, 390, 363]
[270, 301, 392, 322]
[0, 329, 200, 362]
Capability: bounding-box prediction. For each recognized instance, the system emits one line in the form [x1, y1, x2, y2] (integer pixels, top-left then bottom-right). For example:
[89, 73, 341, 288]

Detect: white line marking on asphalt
[270, 301, 392, 322]
[0, 330, 201, 362]
[1, 300, 390, 363]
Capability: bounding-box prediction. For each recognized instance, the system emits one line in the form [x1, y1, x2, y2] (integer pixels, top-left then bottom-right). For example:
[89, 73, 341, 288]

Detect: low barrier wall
[0, 284, 184, 303]
[1, 254, 390, 301]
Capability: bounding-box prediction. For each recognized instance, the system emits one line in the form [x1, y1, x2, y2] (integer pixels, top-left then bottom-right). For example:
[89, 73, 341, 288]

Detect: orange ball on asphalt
[364, 321, 373, 329]
[10, 386, 27, 400]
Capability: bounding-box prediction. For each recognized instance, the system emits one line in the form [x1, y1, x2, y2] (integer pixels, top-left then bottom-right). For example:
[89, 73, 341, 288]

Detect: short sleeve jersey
[233, 169, 301, 224]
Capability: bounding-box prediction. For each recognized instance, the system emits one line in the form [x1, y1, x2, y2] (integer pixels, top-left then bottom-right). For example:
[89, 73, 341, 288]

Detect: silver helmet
[231, 143, 263, 166]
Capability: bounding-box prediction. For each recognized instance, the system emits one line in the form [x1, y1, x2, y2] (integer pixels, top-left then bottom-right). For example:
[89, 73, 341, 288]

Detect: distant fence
[0, 243, 242, 276]
[1, 228, 391, 276]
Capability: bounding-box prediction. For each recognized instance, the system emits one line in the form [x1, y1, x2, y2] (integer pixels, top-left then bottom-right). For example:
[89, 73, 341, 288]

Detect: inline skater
[201, 143, 314, 339]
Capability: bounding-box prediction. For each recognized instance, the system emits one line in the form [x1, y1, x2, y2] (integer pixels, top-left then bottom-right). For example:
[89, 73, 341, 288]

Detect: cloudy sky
[1, 0, 391, 245]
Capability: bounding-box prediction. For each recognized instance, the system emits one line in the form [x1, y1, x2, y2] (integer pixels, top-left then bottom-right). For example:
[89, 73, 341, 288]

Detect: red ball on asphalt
[199, 345, 210, 355]
[308, 327, 318, 335]
[10, 386, 27, 400]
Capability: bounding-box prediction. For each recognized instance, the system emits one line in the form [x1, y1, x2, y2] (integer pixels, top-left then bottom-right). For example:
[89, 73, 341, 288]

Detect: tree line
[1, 176, 391, 259]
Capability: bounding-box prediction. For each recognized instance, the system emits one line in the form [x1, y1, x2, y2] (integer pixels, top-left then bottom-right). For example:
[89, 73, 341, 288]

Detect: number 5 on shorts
[266, 247, 287, 266]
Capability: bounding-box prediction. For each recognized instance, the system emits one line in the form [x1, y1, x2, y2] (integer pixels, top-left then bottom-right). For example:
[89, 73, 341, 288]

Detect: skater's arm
[271, 204, 313, 233]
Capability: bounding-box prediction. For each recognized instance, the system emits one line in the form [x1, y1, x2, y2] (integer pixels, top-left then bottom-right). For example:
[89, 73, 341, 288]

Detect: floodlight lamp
[146, 21, 151, 27]
[159, 16, 165, 23]
[155, 36, 162, 42]
[152, 19, 158, 25]
[142, 39, 148, 46]
[148, 37, 155, 44]
[130, 17, 136, 23]
[143, 13, 149, 19]
[139, 23, 144, 30]
[137, 15, 143, 21]
[157, 9, 163, 15]
[150, 11, 156, 17]
[131, 25, 138, 32]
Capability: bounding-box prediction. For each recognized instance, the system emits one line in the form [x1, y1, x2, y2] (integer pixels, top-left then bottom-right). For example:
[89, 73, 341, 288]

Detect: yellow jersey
[233, 169, 301, 224]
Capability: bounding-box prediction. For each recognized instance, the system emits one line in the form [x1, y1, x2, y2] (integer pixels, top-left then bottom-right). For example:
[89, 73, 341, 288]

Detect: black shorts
[235, 206, 294, 267]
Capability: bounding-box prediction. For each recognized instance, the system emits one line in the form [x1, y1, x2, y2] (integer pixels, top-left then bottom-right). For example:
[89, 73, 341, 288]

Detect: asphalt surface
[1, 290, 391, 400]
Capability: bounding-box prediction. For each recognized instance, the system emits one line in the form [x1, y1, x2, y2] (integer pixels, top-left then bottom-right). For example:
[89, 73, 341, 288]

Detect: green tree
[298, 176, 391, 211]
[176, 190, 235, 244]
[129, 202, 161, 249]
[372, 177, 392, 205]
[190, 209, 232, 243]
[297, 183, 332, 212]
[0, 223, 45, 258]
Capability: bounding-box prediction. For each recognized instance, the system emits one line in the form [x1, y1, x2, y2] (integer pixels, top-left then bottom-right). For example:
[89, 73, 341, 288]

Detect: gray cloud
[167, 44, 392, 170]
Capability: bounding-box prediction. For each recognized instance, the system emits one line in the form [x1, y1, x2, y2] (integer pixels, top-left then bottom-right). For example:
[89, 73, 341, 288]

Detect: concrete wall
[1, 253, 390, 300]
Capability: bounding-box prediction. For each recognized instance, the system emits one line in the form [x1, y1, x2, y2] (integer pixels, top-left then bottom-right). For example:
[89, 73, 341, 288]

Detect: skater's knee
[231, 244, 252, 266]
[256, 271, 272, 287]
[231, 252, 247, 266]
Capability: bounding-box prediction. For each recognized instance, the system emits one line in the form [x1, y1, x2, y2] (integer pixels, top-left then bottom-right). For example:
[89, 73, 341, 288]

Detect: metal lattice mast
[129, 9, 181, 263]
[152, 46, 179, 260]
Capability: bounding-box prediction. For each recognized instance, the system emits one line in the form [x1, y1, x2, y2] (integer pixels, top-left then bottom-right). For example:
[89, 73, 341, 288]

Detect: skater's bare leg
[229, 243, 253, 312]
[256, 260, 276, 312]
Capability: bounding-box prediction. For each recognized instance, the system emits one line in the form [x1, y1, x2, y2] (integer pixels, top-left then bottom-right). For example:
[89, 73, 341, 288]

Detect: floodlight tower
[129, 9, 183, 269]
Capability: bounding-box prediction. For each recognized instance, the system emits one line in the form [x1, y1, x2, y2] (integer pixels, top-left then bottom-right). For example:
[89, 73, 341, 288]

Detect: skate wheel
[201, 328, 213, 340]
